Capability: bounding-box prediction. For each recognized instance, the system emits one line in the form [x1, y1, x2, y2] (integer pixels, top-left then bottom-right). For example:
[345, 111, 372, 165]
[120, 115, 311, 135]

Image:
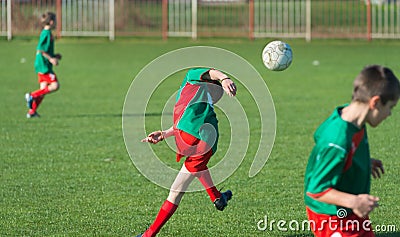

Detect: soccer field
[1, 38, 399, 236]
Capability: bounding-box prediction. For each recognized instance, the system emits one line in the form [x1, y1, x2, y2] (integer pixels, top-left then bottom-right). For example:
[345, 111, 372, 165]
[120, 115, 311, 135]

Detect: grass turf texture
[1, 37, 400, 236]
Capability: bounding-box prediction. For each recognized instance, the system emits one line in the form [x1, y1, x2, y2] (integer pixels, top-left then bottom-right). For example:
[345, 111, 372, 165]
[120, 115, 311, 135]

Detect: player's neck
[341, 102, 369, 128]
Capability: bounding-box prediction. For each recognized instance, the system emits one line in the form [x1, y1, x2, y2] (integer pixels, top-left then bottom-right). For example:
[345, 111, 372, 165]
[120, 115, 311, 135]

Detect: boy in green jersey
[138, 68, 237, 237]
[25, 12, 62, 118]
[304, 65, 400, 237]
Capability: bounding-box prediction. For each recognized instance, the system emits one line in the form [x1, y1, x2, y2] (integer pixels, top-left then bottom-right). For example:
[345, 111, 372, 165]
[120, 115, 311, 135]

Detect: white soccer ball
[262, 40, 293, 71]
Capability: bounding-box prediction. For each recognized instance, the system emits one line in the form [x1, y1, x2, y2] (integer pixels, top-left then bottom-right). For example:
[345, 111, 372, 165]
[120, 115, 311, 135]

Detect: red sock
[29, 96, 44, 114]
[31, 87, 50, 98]
[143, 200, 178, 237]
[205, 186, 221, 202]
[194, 169, 221, 202]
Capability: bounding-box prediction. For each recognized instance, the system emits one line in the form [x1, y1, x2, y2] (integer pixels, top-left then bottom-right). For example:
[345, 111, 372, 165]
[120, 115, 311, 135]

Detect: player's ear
[369, 95, 381, 110]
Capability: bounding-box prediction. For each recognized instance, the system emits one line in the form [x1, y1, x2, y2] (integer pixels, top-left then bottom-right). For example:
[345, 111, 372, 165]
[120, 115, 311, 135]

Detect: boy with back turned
[304, 65, 400, 237]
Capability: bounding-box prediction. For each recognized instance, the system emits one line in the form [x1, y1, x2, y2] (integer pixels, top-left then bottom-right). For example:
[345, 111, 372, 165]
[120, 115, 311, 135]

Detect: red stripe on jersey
[343, 128, 365, 172]
[306, 188, 333, 199]
[173, 83, 200, 127]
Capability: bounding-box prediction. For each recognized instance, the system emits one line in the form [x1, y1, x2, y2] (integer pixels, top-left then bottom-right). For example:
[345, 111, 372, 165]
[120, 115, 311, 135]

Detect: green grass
[1, 37, 400, 236]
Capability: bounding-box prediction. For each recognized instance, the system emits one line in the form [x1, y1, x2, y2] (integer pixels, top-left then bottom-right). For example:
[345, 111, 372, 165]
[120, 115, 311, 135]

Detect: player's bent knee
[49, 83, 60, 92]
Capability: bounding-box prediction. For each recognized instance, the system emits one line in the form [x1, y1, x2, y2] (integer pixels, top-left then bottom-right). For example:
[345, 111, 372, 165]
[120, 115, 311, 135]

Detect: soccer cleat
[26, 112, 40, 118]
[25, 93, 33, 109]
[214, 190, 232, 211]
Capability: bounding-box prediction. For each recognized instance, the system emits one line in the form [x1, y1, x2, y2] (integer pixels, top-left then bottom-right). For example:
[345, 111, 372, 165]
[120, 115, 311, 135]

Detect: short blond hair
[352, 65, 400, 105]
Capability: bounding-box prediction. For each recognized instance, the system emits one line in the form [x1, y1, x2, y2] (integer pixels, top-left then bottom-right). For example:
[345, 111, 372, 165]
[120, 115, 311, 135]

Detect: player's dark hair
[41, 12, 56, 28]
[352, 65, 400, 105]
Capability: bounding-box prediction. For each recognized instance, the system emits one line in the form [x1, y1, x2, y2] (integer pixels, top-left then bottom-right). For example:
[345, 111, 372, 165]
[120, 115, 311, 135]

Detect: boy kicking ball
[304, 65, 400, 237]
[136, 68, 237, 237]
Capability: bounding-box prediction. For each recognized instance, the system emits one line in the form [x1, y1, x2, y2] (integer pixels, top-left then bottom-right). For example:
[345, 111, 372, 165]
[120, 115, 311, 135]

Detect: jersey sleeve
[306, 144, 348, 198]
[186, 68, 211, 84]
[36, 30, 51, 52]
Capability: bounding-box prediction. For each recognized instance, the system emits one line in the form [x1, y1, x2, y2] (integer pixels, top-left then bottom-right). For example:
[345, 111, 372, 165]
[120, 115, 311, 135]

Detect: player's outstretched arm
[141, 126, 174, 144]
[209, 69, 237, 97]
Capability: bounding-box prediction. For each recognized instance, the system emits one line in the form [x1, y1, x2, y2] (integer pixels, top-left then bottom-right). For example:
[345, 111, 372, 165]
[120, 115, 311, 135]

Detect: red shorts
[306, 207, 375, 237]
[38, 73, 58, 84]
[174, 130, 213, 173]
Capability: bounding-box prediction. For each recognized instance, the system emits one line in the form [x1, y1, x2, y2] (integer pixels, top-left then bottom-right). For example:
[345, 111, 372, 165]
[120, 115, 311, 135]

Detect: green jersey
[35, 29, 54, 74]
[304, 105, 371, 215]
[173, 68, 222, 154]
